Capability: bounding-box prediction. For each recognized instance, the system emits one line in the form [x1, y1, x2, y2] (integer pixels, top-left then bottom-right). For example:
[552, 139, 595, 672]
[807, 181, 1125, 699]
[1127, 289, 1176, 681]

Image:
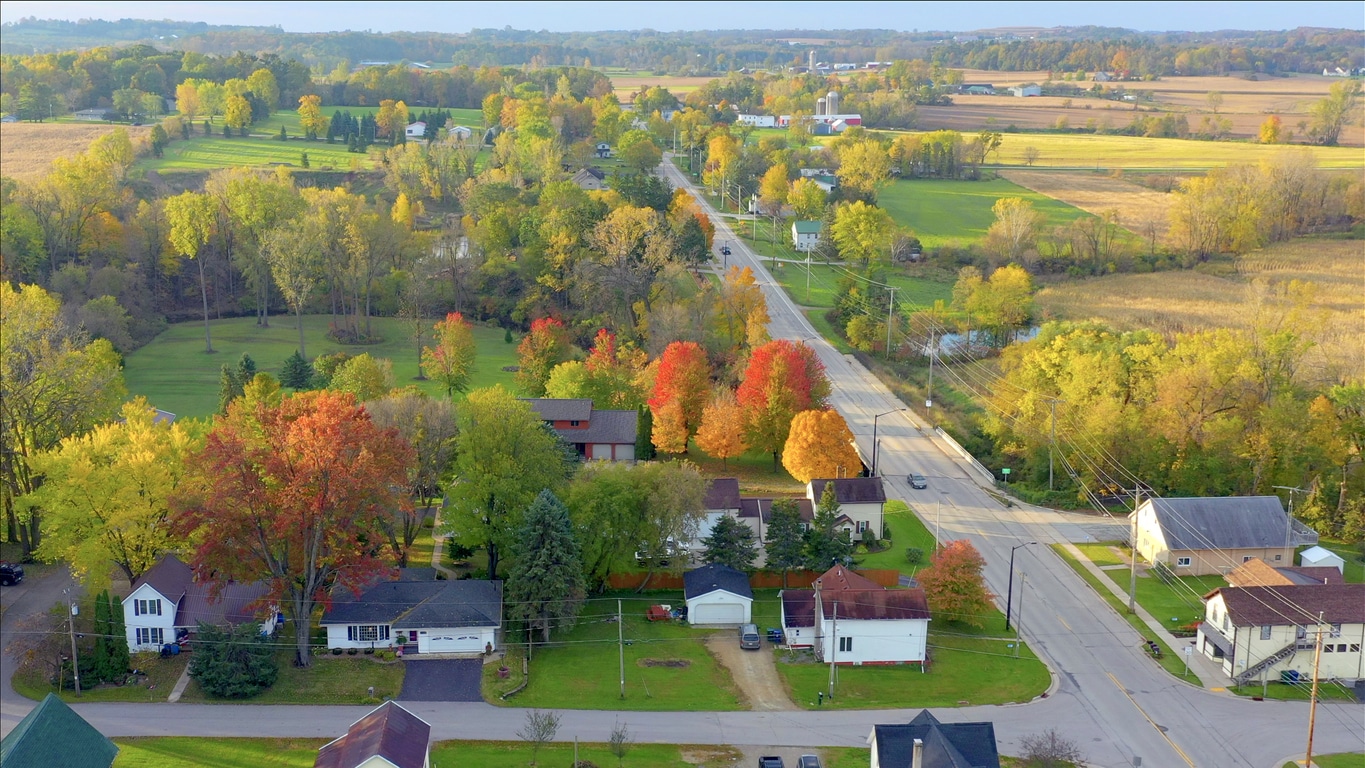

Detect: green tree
[617, 129, 663, 174]
[701, 514, 758, 572]
[328, 353, 395, 401]
[507, 490, 586, 643]
[834, 138, 892, 203]
[1309, 79, 1362, 146]
[422, 312, 478, 398]
[446, 387, 576, 580]
[93, 591, 113, 683]
[107, 591, 130, 679]
[280, 351, 313, 389]
[218, 365, 244, 415]
[164, 191, 220, 353]
[187, 622, 280, 699]
[764, 499, 806, 586]
[804, 483, 852, 570]
[831, 200, 894, 269]
[788, 177, 827, 222]
[365, 390, 458, 565]
[224, 93, 252, 134]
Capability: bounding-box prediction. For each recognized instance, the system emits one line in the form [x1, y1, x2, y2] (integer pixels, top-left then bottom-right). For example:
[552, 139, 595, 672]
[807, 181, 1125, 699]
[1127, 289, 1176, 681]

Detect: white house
[683, 563, 753, 626]
[782, 565, 929, 664]
[791, 220, 822, 252]
[122, 555, 278, 652]
[595, 142, 613, 158]
[1299, 545, 1346, 574]
[696, 478, 741, 547]
[1198, 583, 1365, 685]
[1131, 496, 1318, 576]
[736, 114, 777, 128]
[447, 125, 474, 142]
[1010, 84, 1042, 97]
[315, 700, 431, 768]
[320, 571, 502, 654]
[405, 122, 426, 139]
[808, 478, 884, 539]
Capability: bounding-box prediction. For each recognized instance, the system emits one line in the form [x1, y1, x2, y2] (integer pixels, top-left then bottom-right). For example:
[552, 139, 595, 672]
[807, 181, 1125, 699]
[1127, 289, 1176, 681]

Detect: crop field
[879, 177, 1096, 247]
[607, 71, 714, 100]
[0, 121, 152, 179]
[1035, 238, 1365, 374]
[982, 131, 1365, 169]
[136, 135, 379, 172]
[999, 169, 1173, 237]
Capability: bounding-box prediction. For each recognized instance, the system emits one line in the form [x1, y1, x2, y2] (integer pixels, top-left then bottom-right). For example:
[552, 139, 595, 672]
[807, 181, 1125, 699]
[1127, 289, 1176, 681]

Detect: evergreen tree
[181, 120, 190, 140]
[701, 515, 758, 572]
[280, 350, 313, 389]
[278, 124, 287, 141]
[218, 364, 244, 415]
[107, 595, 130, 680]
[636, 405, 656, 461]
[804, 483, 852, 570]
[92, 591, 112, 684]
[202, 119, 211, 135]
[763, 499, 806, 586]
[301, 151, 310, 168]
[506, 490, 586, 643]
[236, 353, 258, 383]
[187, 622, 279, 699]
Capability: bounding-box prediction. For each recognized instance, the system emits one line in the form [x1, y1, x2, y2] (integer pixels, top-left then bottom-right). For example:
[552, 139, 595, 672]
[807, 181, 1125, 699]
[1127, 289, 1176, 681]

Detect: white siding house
[122, 555, 278, 652]
[781, 566, 929, 664]
[791, 221, 822, 252]
[808, 478, 884, 539]
[124, 581, 176, 651]
[1198, 584, 1365, 684]
[683, 564, 753, 626]
[321, 574, 502, 654]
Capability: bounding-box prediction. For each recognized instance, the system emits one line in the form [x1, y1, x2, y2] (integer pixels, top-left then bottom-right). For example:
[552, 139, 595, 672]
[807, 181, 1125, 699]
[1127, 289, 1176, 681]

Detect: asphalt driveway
[398, 658, 484, 702]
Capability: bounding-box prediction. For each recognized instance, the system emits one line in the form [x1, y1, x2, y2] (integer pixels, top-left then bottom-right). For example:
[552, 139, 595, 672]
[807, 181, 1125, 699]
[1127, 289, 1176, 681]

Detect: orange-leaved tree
[172, 390, 415, 666]
[516, 316, 571, 396]
[737, 340, 830, 469]
[422, 312, 477, 398]
[916, 539, 994, 629]
[782, 409, 862, 483]
[695, 388, 748, 467]
[647, 341, 712, 452]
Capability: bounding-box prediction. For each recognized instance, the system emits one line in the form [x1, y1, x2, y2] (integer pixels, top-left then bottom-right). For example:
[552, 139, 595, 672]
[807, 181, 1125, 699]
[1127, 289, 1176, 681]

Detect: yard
[121, 315, 519, 419]
[680, 441, 807, 496]
[11, 651, 188, 704]
[177, 649, 405, 704]
[759, 252, 954, 314]
[137, 134, 379, 172]
[854, 501, 938, 575]
[878, 178, 1097, 249]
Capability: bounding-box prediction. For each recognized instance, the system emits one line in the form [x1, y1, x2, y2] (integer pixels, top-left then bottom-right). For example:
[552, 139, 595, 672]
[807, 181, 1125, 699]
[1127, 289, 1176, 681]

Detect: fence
[605, 568, 902, 591]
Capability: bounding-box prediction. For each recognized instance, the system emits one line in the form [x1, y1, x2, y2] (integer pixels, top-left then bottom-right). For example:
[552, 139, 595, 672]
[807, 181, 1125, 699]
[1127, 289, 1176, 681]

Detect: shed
[684, 563, 753, 626]
[1298, 545, 1346, 574]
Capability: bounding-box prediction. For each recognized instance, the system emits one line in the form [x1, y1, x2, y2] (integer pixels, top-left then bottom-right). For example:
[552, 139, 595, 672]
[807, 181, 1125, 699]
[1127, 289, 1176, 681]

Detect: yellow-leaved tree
[782, 409, 862, 483]
[695, 389, 748, 468]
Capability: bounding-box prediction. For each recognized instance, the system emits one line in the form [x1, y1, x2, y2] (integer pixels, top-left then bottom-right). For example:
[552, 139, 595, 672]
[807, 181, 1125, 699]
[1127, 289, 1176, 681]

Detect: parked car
[0, 562, 25, 586]
[909, 473, 928, 489]
[739, 623, 761, 650]
[757, 757, 784, 768]
[798, 756, 822, 768]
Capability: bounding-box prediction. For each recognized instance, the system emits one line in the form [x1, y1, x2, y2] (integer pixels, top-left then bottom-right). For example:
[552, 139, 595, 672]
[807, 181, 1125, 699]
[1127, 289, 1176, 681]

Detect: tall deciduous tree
[1, 283, 125, 558]
[788, 177, 827, 222]
[328, 353, 394, 402]
[507, 490, 586, 643]
[764, 499, 806, 586]
[31, 399, 198, 589]
[422, 312, 478, 398]
[263, 219, 323, 358]
[365, 389, 458, 566]
[297, 94, 328, 139]
[164, 191, 220, 353]
[1309, 79, 1361, 146]
[782, 409, 863, 483]
[516, 317, 572, 397]
[648, 341, 712, 449]
[695, 389, 748, 467]
[701, 514, 758, 572]
[831, 200, 894, 270]
[917, 539, 993, 628]
[984, 197, 1044, 266]
[835, 138, 892, 203]
[446, 387, 575, 580]
[172, 390, 415, 666]
[715, 266, 769, 351]
[738, 340, 830, 469]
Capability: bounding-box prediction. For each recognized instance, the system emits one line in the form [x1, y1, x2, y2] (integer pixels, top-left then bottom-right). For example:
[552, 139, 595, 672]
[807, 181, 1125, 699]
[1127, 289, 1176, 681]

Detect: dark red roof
[1213, 584, 1365, 627]
[704, 478, 741, 510]
[315, 701, 430, 768]
[782, 590, 816, 628]
[815, 564, 883, 593]
[824, 588, 930, 620]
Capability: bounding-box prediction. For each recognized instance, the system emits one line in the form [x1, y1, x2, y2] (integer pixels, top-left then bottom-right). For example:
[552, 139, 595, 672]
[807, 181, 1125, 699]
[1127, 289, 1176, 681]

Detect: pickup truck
[757, 757, 784, 768]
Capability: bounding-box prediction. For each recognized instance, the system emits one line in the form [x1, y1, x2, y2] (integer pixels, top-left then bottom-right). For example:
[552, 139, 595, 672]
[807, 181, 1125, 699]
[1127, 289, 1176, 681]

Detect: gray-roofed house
[322, 576, 502, 654]
[781, 565, 930, 664]
[808, 478, 885, 540]
[523, 397, 637, 462]
[868, 709, 1000, 768]
[1198, 583, 1365, 685]
[122, 554, 280, 652]
[684, 563, 753, 626]
[572, 167, 608, 190]
[0, 693, 119, 768]
[1132, 496, 1319, 576]
[314, 700, 431, 768]
[695, 478, 742, 547]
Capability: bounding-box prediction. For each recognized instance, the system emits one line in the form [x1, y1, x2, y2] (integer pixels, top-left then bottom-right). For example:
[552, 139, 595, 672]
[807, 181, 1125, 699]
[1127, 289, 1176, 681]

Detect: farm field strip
[998, 169, 1173, 236]
[878, 177, 1099, 247]
[0, 122, 153, 179]
[136, 135, 379, 171]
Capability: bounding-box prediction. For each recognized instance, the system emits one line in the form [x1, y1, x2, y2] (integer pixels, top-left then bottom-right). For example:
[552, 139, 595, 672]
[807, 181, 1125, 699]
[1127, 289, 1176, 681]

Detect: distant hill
[0, 18, 279, 55]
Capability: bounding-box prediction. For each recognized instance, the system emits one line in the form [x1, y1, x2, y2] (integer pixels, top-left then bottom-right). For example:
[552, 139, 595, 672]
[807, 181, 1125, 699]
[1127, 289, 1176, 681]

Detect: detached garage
[684, 563, 753, 626]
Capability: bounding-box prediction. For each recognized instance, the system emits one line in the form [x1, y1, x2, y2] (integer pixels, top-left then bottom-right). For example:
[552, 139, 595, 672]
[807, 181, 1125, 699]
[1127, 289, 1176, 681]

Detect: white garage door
[691, 601, 747, 625]
[420, 631, 484, 653]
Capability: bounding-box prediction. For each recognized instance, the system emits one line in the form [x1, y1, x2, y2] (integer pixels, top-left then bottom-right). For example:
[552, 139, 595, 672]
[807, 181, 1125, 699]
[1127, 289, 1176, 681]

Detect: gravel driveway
[705, 634, 797, 711]
[398, 659, 484, 702]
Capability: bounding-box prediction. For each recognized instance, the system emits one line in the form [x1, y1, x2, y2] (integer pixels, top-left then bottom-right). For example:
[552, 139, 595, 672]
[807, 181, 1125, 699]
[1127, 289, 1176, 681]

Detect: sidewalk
[428, 509, 456, 579]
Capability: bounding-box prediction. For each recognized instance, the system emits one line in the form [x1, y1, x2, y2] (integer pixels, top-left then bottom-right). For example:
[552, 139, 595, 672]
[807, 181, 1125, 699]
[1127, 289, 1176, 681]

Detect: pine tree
[300, 151, 310, 168]
[218, 364, 244, 415]
[107, 595, 130, 679]
[804, 483, 852, 570]
[188, 622, 280, 698]
[763, 499, 806, 586]
[701, 515, 757, 572]
[236, 353, 258, 383]
[92, 591, 112, 684]
[278, 124, 288, 141]
[280, 350, 312, 389]
[506, 490, 586, 643]
[635, 405, 656, 461]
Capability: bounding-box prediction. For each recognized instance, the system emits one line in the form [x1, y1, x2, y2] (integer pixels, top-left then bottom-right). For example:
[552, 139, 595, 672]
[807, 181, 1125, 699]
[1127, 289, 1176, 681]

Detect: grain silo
[826, 90, 840, 115]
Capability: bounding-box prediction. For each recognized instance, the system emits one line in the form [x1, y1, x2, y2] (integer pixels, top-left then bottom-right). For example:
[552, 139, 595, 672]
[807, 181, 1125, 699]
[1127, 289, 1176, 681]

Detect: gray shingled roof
[563, 409, 638, 445]
[130, 554, 193, 602]
[684, 563, 753, 600]
[523, 398, 594, 422]
[810, 477, 885, 504]
[873, 710, 1000, 768]
[704, 478, 741, 511]
[321, 579, 502, 629]
[1142, 496, 1316, 551]
[177, 580, 272, 629]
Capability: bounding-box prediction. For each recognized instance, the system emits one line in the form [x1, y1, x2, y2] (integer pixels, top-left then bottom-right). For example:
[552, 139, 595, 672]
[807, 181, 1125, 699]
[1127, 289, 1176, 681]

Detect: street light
[870, 408, 905, 477]
[1004, 541, 1036, 632]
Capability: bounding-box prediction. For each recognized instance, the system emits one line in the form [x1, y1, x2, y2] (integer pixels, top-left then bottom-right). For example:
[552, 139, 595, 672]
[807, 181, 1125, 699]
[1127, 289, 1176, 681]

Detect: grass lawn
[1281, 755, 1365, 768]
[496, 592, 743, 711]
[138, 135, 379, 172]
[855, 501, 938, 575]
[680, 441, 806, 496]
[1230, 681, 1360, 702]
[406, 511, 438, 570]
[776, 630, 1047, 709]
[122, 315, 519, 419]
[1310, 539, 1365, 584]
[11, 651, 187, 704]
[879, 178, 1096, 249]
[178, 649, 404, 704]
[1098, 566, 1223, 630]
[1073, 541, 1127, 567]
[766, 259, 953, 313]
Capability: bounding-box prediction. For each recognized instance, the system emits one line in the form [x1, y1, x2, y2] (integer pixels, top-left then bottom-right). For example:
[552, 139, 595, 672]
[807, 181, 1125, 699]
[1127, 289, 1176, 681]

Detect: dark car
[757, 757, 784, 768]
[0, 562, 24, 586]
[720, 246, 732, 256]
[909, 473, 928, 489]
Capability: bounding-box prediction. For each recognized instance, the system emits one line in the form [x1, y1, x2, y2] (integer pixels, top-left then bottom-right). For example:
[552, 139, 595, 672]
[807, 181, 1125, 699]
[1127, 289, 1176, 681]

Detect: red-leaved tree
[516, 317, 571, 397]
[737, 340, 831, 468]
[647, 341, 712, 452]
[916, 539, 994, 629]
[172, 390, 415, 666]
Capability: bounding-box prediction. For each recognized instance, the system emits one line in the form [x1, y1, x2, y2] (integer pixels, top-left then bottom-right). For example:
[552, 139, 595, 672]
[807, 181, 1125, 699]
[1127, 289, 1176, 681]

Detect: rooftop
[704, 478, 741, 510]
[872, 710, 1000, 768]
[322, 578, 502, 629]
[1139, 496, 1317, 552]
[684, 563, 753, 600]
[810, 477, 885, 505]
[315, 701, 430, 768]
[0, 693, 119, 768]
[1211, 583, 1365, 627]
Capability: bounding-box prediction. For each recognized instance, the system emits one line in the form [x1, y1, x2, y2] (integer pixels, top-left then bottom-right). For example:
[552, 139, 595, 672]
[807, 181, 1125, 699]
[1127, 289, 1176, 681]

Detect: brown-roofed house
[122, 554, 280, 652]
[1226, 558, 1344, 588]
[780, 565, 929, 664]
[807, 478, 885, 540]
[1198, 583, 1365, 685]
[523, 398, 637, 462]
[315, 700, 431, 768]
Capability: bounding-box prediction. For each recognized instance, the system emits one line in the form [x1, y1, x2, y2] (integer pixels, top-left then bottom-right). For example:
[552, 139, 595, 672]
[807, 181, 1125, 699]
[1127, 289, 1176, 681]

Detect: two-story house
[522, 398, 637, 462]
[1131, 496, 1319, 576]
[808, 478, 886, 539]
[122, 555, 279, 652]
[1198, 583, 1365, 685]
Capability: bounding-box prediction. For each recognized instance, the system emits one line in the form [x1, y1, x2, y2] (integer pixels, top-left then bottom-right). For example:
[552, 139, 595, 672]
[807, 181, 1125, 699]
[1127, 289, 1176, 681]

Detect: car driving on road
[909, 473, 927, 489]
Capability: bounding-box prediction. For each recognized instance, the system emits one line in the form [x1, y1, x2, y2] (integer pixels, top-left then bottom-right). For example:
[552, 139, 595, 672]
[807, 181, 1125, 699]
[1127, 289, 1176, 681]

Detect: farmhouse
[781, 565, 930, 664]
[1131, 496, 1318, 576]
[808, 477, 885, 538]
[959, 83, 996, 95]
[522, 397, 637, 461]
[446, 125, 474, 142]
[792, 220, 823, 251]
[321, 571, 502, 654]
[570, 167, 608, 191]
[684, 563, 754, 626]
[1198, 583, 1365, 684]
[315, 701, 431, 768]
[737, 114, 777, 128]
[595, 142, 613, 158]
[869, 710, 1001, 768]
[122, 554, 279, 652]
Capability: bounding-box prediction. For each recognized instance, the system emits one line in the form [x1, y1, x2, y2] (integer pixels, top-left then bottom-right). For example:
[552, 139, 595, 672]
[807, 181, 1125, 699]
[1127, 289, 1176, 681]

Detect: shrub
[905, 547, 925, 565]
[862, 528, 878, 546]
[187, 623, 278, 699]
[332, 648, 343, 655]
[346, 648, 358, 655]
[1019, 728, 1083, 767]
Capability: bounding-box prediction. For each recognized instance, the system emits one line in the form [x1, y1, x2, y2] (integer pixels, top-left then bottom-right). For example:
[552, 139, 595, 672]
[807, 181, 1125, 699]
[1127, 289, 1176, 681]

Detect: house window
[1176, 557, 1191, 567]
[838, 636, 853, 653]
[347, 625, 390, 643]
[1329, 624, 1342, 638]
[1274, 554, 1281, 561]
[856, 520, 868, 533]
[1350, 644, 1361, 653]
[570, 420, 581, 427]
[1222, 615, 1229, 632]
[1324, 644, 1335, 653]
[1242, 556, 1253, 563]
[134, 599, 161, 616]
[1260, 625, 1272, 640]
[136, 627, 164, 646]
[1337, 644, 1348, 653]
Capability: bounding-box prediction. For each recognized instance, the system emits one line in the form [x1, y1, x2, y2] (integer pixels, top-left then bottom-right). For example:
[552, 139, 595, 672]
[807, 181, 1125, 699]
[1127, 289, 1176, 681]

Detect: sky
[2, 1, 1362, 33]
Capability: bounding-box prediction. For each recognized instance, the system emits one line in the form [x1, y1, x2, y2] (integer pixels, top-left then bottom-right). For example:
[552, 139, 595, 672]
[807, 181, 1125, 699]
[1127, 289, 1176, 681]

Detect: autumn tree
[757, 163, 790, 216]
[422, 312, 478, 398]
[507, 489, 586, 643]
[648, 341, 712, 451]
[1308, 79, 1361, 146]
[446, 387, 576, 580]
[835, 138, 892, 203]
[695, 389, 748, 467]
[365, 390, 457, 566]
[172, 390, 416, 666]
[1259, 115, 1283, 144]
[738, 340, 830, 469]
[984, 197, 1044, 266]
[917, 539, 993, 628]
[715, 266, 769, 350]
[297, 94, 328, 139]
[164, 190, 220, 353]
[616, 129, 662, 173]
[831, 200, 894, 269]
[788, 177, 827, 222]
[516, 317, 572, 397]
[701, 514, 758, 572]
[329, 353, 394, 402]
[782, 409, 863, 483]
[263, 220, 323, 359]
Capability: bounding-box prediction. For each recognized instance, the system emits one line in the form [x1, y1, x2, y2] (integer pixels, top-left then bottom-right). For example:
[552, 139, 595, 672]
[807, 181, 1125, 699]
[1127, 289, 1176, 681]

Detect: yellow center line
[1057, 615, 1072, 632]
[1107, 672, 1195, 767]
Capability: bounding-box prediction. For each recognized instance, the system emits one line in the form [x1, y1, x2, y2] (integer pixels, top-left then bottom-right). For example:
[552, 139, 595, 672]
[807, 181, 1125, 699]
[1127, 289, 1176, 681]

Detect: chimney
[912, 737, 923, 766]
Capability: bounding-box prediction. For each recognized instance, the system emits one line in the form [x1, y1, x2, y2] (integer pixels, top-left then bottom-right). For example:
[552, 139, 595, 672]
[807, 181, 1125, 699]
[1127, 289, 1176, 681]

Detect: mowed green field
[137, 135, 379, 172]
[770, 261, 953, 311]
[879, 177, 1094, 248]
[987, 131, 1365, 169]
[122, 315, 518, 419]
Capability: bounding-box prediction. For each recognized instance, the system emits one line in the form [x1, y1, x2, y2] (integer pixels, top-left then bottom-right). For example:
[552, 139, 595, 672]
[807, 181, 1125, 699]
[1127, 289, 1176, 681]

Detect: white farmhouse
[781, 565, 930, 664]
[122, 555, 278, 652]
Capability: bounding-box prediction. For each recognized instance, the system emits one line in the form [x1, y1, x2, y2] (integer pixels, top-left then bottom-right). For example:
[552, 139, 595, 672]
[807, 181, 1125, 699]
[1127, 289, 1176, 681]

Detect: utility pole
[1273, 485, 1306, 553]
[1129, 485, 1141, 614]
[827, 601, 838, 699]
[64, 589, 81, 697]
[934, 501, 941, 549]
[925, 331, 935, 409]
[1004, 541, 1035, 631]
[1305, 613, 1324, 767]
[805, 249, 812, 303]
[1015, 575, 1027, 658]
[617, 599, 625, 699]
[885, 287, 899, 359]
[1045, 398, 1063, 491]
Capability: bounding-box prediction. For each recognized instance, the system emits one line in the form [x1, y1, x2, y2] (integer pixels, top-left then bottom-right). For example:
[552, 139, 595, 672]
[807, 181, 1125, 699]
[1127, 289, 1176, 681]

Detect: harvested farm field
[999, 170, 1174, 237]
[0, 121, 152, 179]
